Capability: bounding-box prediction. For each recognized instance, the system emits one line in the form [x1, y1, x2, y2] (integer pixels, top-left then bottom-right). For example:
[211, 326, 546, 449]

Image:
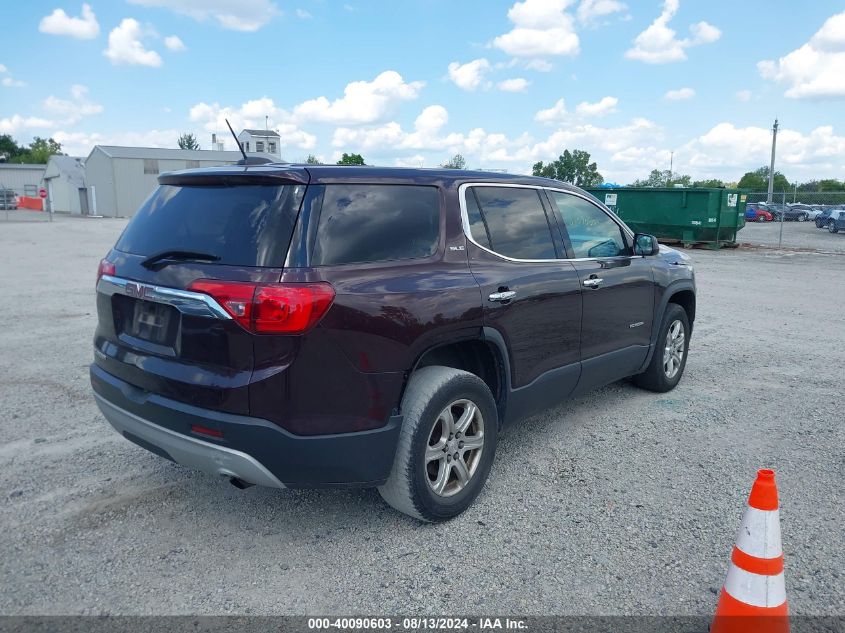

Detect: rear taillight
[96, 258, 115, 286]
[188, 280, 335, 334]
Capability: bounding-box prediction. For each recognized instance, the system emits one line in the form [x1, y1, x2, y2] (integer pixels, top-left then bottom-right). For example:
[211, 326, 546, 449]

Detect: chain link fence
[0, 183, 53, 222]
[744, 190, 845, 206]
[739, 191, 845, 253]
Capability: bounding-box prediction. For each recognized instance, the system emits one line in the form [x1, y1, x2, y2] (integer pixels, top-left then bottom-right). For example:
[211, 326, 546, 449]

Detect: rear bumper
[90, 364, 403, 488]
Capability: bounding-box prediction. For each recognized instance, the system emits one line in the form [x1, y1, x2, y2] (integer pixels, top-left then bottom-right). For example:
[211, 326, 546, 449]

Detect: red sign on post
[39, 188, 47, 199]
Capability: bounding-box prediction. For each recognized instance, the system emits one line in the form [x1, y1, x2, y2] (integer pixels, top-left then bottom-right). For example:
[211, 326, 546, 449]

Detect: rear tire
[634, 304, 690, 393]
[829, 220, 839, 234]
[757, 215, 766, 223]
[378, 366, 498, 522]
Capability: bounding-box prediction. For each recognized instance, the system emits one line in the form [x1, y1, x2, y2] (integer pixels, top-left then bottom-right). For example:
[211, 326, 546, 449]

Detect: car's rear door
[544, 189, 656, 392]
[461, 184, 583, 420]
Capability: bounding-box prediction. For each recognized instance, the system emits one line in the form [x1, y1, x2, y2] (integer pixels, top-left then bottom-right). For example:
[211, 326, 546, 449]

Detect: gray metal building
[84, 146, 280, 218]
[43, 156, 87, 214]
[0, 163, 46, 197]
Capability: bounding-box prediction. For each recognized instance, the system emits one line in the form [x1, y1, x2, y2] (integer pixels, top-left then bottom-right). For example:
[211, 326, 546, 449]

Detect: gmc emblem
[125, 282, 152, 299]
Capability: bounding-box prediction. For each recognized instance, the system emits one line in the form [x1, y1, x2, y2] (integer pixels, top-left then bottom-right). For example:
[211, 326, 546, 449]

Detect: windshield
[115, 184, 305, 267]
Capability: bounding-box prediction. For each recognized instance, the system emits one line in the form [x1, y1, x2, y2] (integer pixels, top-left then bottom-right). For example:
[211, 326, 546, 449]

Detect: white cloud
[39, 3, 100, 39]
[758, 11, 845, 99]
[0, 65, 25, 88]
[295, 9, 312, 19]
[577, 0, 627, 24]
[164, 35, 186, 52]
[128, 0, 279, 31]
[625, 0, 721, 64]
[0, 115, 56, 134]
[447, 59, 492, 91]
[394, 154, 426, 168]
[493, 0, 580, 58]
[43, 85, 103, 124]
[50, 128, 185, 156]
[575, 96, 618, 116]
[524, 59, 554, 72]
[535, 98, 568, 124]
[292, 71, 424, 125]
[736, 89, 752, 102]
[189, 97, 316, 150]
[104, 19, 163, 67]
[664, 87, 695, 100]
[497, 78, 530, 92]
[678, 122, 845, 180]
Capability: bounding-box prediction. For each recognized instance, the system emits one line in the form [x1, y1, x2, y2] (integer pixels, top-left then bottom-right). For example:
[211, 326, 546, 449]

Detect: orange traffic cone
[711, 469, 788, 633]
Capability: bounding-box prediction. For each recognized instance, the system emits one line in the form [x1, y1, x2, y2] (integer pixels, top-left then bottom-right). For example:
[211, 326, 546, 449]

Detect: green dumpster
[584, 187, 747, 249]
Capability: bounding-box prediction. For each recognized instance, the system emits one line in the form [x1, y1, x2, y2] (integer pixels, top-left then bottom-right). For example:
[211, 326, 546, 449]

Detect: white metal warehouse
[84, 146, 280, 218]
[43, 156, 87, 214]
[0, 163, 46, 197]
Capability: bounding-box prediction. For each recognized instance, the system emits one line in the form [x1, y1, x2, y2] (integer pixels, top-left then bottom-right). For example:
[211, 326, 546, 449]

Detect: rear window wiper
[141, 250, 221, 269]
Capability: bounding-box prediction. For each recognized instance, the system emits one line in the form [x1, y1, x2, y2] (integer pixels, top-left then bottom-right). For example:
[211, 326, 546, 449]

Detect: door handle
[583, 278, 603, 288]
[488, 290, 516, 302]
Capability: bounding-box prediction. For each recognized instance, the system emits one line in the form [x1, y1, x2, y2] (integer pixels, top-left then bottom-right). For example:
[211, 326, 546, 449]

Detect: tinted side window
[464, 188, 491, 249]
[470, 187, 556, 260]
[312, 185, 439, 266]
[550, 192, 629, 259]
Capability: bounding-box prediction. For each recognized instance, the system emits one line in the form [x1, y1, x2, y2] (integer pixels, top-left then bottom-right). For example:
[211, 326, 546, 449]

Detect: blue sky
[2, 0, 844, 183]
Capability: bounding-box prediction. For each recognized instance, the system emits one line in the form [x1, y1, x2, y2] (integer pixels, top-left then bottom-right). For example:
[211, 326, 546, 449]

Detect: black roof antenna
[225, 118, 273, 166]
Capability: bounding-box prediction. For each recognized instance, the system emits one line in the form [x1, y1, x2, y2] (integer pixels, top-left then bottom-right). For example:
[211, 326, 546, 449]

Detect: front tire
[378, 366, 498, 522]
[634, 304, 690, 393]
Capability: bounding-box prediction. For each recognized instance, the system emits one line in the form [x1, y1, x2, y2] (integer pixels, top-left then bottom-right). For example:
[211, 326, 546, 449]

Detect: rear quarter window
[311, 184, 440, 266]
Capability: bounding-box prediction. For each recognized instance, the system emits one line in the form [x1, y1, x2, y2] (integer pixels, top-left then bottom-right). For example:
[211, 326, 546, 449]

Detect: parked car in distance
[90, 165, 697, 521]
[746, 203, 773, 222]
[825, 209, 845, 234]
[0, 187, 17, 210]
[790, 204, 824, 221]
[815, 208, 839, 228]
[768, 203, 808, 222]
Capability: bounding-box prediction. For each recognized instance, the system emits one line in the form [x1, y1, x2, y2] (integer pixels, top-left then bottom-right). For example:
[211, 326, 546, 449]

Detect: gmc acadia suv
[91, 165, 696, 521]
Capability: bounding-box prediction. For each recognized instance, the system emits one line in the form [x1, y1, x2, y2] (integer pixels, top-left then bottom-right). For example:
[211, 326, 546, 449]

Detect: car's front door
[461, 184, 583, 420]
[545, 189, 656, 392]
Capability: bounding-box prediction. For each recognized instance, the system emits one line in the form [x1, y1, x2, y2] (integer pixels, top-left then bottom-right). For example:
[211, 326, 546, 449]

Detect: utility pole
[669, 151, 674, 186]
[767, 118, 778, 204]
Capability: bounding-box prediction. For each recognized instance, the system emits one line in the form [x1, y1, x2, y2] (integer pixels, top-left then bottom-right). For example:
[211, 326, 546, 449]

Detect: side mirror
[634, 233, 660, 256]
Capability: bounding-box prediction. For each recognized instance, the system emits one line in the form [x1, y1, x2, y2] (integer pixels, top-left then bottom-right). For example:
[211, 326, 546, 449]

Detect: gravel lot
[738, 218, 845, 253]
[1, 216, 843, 616]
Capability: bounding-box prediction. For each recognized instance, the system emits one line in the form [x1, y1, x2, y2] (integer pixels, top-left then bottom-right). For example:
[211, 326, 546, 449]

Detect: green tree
[737, 167, 790, 192]
[10, 137, 64, 164]
[693, 178, 726, 188]
[177, 133, 200, 150]
[337, 152, 365, 166]
[441, 154, 467, 169]
[304, 154, 322, 165]
[0, 134, 24, 162]
[532, 149, 604, 187]
[630, 169, 691, 187]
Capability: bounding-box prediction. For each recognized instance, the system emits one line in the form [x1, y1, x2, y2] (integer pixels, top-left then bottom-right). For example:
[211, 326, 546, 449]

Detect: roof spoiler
[237, 156, 274, 166]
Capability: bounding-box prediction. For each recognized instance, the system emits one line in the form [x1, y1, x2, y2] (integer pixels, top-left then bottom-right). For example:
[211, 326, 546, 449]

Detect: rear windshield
[115, 184, 304, 267]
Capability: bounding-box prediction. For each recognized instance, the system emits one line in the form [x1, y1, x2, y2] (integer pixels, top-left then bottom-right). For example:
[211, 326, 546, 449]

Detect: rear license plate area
[114, 295, 179, 347]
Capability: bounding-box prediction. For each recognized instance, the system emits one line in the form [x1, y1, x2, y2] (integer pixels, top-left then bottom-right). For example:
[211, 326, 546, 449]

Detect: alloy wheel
[663, 320, 686, 380]
[425, 399, 485, 497]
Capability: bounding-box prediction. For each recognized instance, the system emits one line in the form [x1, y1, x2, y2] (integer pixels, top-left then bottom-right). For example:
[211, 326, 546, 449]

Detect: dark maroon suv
[91, 165, 696, 521]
